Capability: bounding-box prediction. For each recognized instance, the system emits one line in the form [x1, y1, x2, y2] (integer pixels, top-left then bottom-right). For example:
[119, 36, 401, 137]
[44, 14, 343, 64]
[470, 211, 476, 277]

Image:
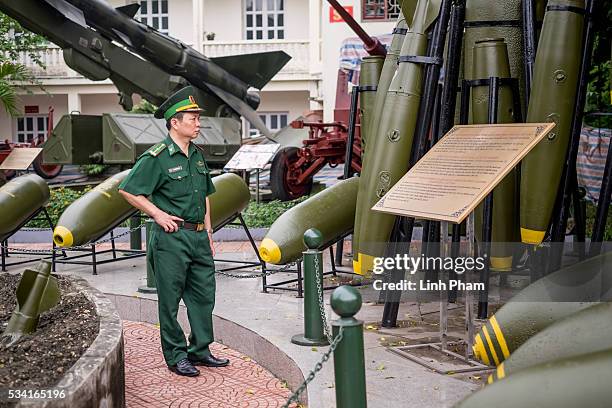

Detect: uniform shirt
[119, 135, 216, 223]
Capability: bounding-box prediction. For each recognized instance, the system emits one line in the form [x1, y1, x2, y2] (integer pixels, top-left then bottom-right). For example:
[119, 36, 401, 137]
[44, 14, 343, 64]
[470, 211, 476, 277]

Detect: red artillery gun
[269, 0, 387, 201]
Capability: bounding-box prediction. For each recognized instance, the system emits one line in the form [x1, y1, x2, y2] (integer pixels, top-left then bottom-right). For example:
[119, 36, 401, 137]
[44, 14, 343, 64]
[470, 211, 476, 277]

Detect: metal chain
[314, 254, 333, 343]
[215, 261, 299, 279]
[2, 223, 146, 255]
[282, 326, 344, 408]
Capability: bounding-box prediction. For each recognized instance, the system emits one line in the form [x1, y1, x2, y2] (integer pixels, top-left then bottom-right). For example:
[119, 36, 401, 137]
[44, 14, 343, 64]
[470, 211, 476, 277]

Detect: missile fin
[206, 83, 272, 139]
[116, 4, 140, 18]
[210, 51, 291, 90]
[44, 0, 87, 28]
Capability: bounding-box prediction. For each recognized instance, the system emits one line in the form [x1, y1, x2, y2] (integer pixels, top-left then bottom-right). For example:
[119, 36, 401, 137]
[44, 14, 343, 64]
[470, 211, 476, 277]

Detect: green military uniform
[118, 87, 218, 367]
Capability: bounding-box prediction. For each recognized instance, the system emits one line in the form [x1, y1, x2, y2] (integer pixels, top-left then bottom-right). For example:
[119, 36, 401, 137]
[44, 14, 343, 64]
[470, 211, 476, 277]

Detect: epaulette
[146, 142, 167, 157]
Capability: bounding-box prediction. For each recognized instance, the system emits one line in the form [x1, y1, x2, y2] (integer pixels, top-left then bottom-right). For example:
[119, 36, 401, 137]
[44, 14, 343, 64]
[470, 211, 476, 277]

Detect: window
[138, 0, 169, 34]
[15, 115, 48, 143]
[245, 0, 284, 40]
[362, 0, 402, 21]
[245, 112, 288, 138]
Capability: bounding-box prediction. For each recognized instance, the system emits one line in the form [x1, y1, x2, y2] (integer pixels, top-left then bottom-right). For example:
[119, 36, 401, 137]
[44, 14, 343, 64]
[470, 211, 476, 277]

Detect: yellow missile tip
[490, 256, 513, 272]
[259, 238, 281, 264]
[520, 228, 545, 245]
[53, 226, 74, 248]
[353, 253, 375, 276]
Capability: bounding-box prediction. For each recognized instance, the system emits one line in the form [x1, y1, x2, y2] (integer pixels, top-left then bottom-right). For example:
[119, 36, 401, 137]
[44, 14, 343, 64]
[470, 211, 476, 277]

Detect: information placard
[0, 148, 43, 170]
[224, 144, 280, 170]
[372, 123, 556, 223]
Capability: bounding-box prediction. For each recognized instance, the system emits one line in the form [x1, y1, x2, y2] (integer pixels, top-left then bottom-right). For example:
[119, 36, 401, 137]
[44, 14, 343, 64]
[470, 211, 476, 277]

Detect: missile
[38, 0, 290, 138]
[519, 0, 585, 245]
[469, 38, 520, 272]
[353, 0, 442, 275]
[1, 260, 60, 347]
[353, 16, 408, 260]
[472, 250, 612, 366]
[207, 173, 251, 228]
[488, 303, 612, 383]
[53, 171, 251, 248]
[53, 170, 133, 247]
[457, 349, 612, 408]
[259, 177, 359, 265]
[464, 0, 526, 114]
[358, 55, 384, 156]
[0, 174, 50, 242]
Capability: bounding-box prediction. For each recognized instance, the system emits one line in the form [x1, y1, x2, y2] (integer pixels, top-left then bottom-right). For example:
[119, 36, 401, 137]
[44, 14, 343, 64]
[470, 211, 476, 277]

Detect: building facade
[3, 0, 399, 142]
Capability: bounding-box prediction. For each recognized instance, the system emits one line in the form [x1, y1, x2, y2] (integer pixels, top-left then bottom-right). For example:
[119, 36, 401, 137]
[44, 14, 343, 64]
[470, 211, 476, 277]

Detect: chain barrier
[2, 223, 146, 256]
[215, 260, 299, 279]
[282, 326, 344, 408]
[314, 254, 333, 343]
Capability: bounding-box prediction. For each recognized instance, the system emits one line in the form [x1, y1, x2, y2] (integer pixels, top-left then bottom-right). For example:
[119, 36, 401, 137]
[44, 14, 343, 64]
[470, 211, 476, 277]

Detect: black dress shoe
[168, 358, 200, 377]
[189, 354, 230, 367]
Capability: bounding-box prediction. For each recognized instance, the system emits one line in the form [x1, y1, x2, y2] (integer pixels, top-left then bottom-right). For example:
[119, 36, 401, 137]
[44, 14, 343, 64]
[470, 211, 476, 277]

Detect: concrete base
[291, 333, 329, 347]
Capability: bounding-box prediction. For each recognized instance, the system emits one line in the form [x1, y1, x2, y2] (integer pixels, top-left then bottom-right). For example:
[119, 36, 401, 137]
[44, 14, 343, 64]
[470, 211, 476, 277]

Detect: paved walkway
[123, 321, 294, 407]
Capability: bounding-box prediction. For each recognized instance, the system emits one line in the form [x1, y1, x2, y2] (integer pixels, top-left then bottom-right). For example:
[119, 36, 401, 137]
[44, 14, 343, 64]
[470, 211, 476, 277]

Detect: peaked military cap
[154, 85, 204, 120]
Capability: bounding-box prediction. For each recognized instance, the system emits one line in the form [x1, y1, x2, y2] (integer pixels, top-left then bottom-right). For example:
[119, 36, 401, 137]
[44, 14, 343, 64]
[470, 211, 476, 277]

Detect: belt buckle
[196, 223, 205, 232]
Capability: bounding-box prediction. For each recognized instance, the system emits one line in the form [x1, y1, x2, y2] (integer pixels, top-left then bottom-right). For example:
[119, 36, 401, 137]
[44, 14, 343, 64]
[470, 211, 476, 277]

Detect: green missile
[53, 171, 250, 247]
[259, 177, 359, 265]
[456, 349, 612, 408]
[0, 174, 50, 242]
[358, 55, 384, 156]
[1, 260, 60, 347]
[519, 0, 585, 245]
[54, 170, 133, 247]
[472, 251, 612, 366]
[470, 38, 519, 272]
[353, 16, 408, 261]
[488, 303, 612, 383]
[353, 0, 441, 275]
[207, 172, 251, 228]
[464, 0, 526, 114]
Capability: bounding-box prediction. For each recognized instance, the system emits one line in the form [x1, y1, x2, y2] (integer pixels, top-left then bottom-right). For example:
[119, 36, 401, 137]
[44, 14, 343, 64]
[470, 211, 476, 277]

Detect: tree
[0, 13, 47, 116]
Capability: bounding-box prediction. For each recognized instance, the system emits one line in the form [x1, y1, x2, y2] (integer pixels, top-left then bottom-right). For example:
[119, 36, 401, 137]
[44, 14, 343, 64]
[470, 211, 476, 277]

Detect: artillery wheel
[270, 146, 313, 201]
[32, 155, 63, 179]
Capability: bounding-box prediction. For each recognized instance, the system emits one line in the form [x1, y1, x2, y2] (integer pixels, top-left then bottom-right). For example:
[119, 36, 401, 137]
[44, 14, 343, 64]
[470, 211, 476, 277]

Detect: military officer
[118, 86, 229, 377]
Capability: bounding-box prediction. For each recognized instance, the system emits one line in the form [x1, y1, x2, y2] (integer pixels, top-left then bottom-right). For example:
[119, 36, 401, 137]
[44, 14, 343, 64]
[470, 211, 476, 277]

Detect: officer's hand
[154, 212, 184, 233]
[208, 231, 216, 256]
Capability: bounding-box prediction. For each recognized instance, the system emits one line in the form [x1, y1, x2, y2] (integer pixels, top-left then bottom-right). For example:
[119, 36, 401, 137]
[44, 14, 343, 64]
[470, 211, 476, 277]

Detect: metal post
[331, 285, 366, 408]
[522, 0, 537, 102]
[138, 219, 157, 294]
[129, 214, 142, 250]
[256, 169, 260, 204]
[477, 76, 500, 320]
[548, 0, 597, 271]
[439, 221, 449, 350]
[465, 213, 475, 358]
[291, 229, 329, 346]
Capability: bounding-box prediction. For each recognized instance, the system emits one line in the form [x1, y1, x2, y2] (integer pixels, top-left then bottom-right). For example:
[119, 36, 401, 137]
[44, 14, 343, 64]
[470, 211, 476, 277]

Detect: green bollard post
[138, 219, 157, 294]
[129, 214, 142, 250]
[331, 285, 366, 408]
[291, 228, 329, 346]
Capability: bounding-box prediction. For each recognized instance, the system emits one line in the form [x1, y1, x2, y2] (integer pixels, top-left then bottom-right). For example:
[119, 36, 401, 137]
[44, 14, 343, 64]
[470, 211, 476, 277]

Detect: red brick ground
[123, 321, 294, 407]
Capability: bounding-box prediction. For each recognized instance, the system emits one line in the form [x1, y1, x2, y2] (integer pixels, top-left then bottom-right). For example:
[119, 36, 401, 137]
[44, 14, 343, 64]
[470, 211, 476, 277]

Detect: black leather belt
[180, 221, 207, 232]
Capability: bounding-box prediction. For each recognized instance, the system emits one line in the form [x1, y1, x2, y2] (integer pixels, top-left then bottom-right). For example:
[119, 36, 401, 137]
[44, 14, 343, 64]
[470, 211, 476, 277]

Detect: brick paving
[123, 321, 294, 407]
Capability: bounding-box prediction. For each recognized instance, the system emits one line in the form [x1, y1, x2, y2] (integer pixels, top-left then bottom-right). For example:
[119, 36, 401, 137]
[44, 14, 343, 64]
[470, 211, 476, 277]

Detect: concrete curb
[7, 227, 269, 244]
[104, 293, 306, 405]
[20, 277, 125, 408]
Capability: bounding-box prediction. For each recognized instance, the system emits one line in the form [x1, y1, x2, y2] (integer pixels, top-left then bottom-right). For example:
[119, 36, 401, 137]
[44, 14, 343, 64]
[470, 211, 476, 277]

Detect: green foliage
[241, 197, 308, 228]
[0, 13, 47, 66]
[0, 62, 30, 116]
[25, 187, 91, 228]
[584, 0, 612, 127]
[79, 164, 108, 176]
[130, 99, 158, 114]
[585, 201, 612, 241]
